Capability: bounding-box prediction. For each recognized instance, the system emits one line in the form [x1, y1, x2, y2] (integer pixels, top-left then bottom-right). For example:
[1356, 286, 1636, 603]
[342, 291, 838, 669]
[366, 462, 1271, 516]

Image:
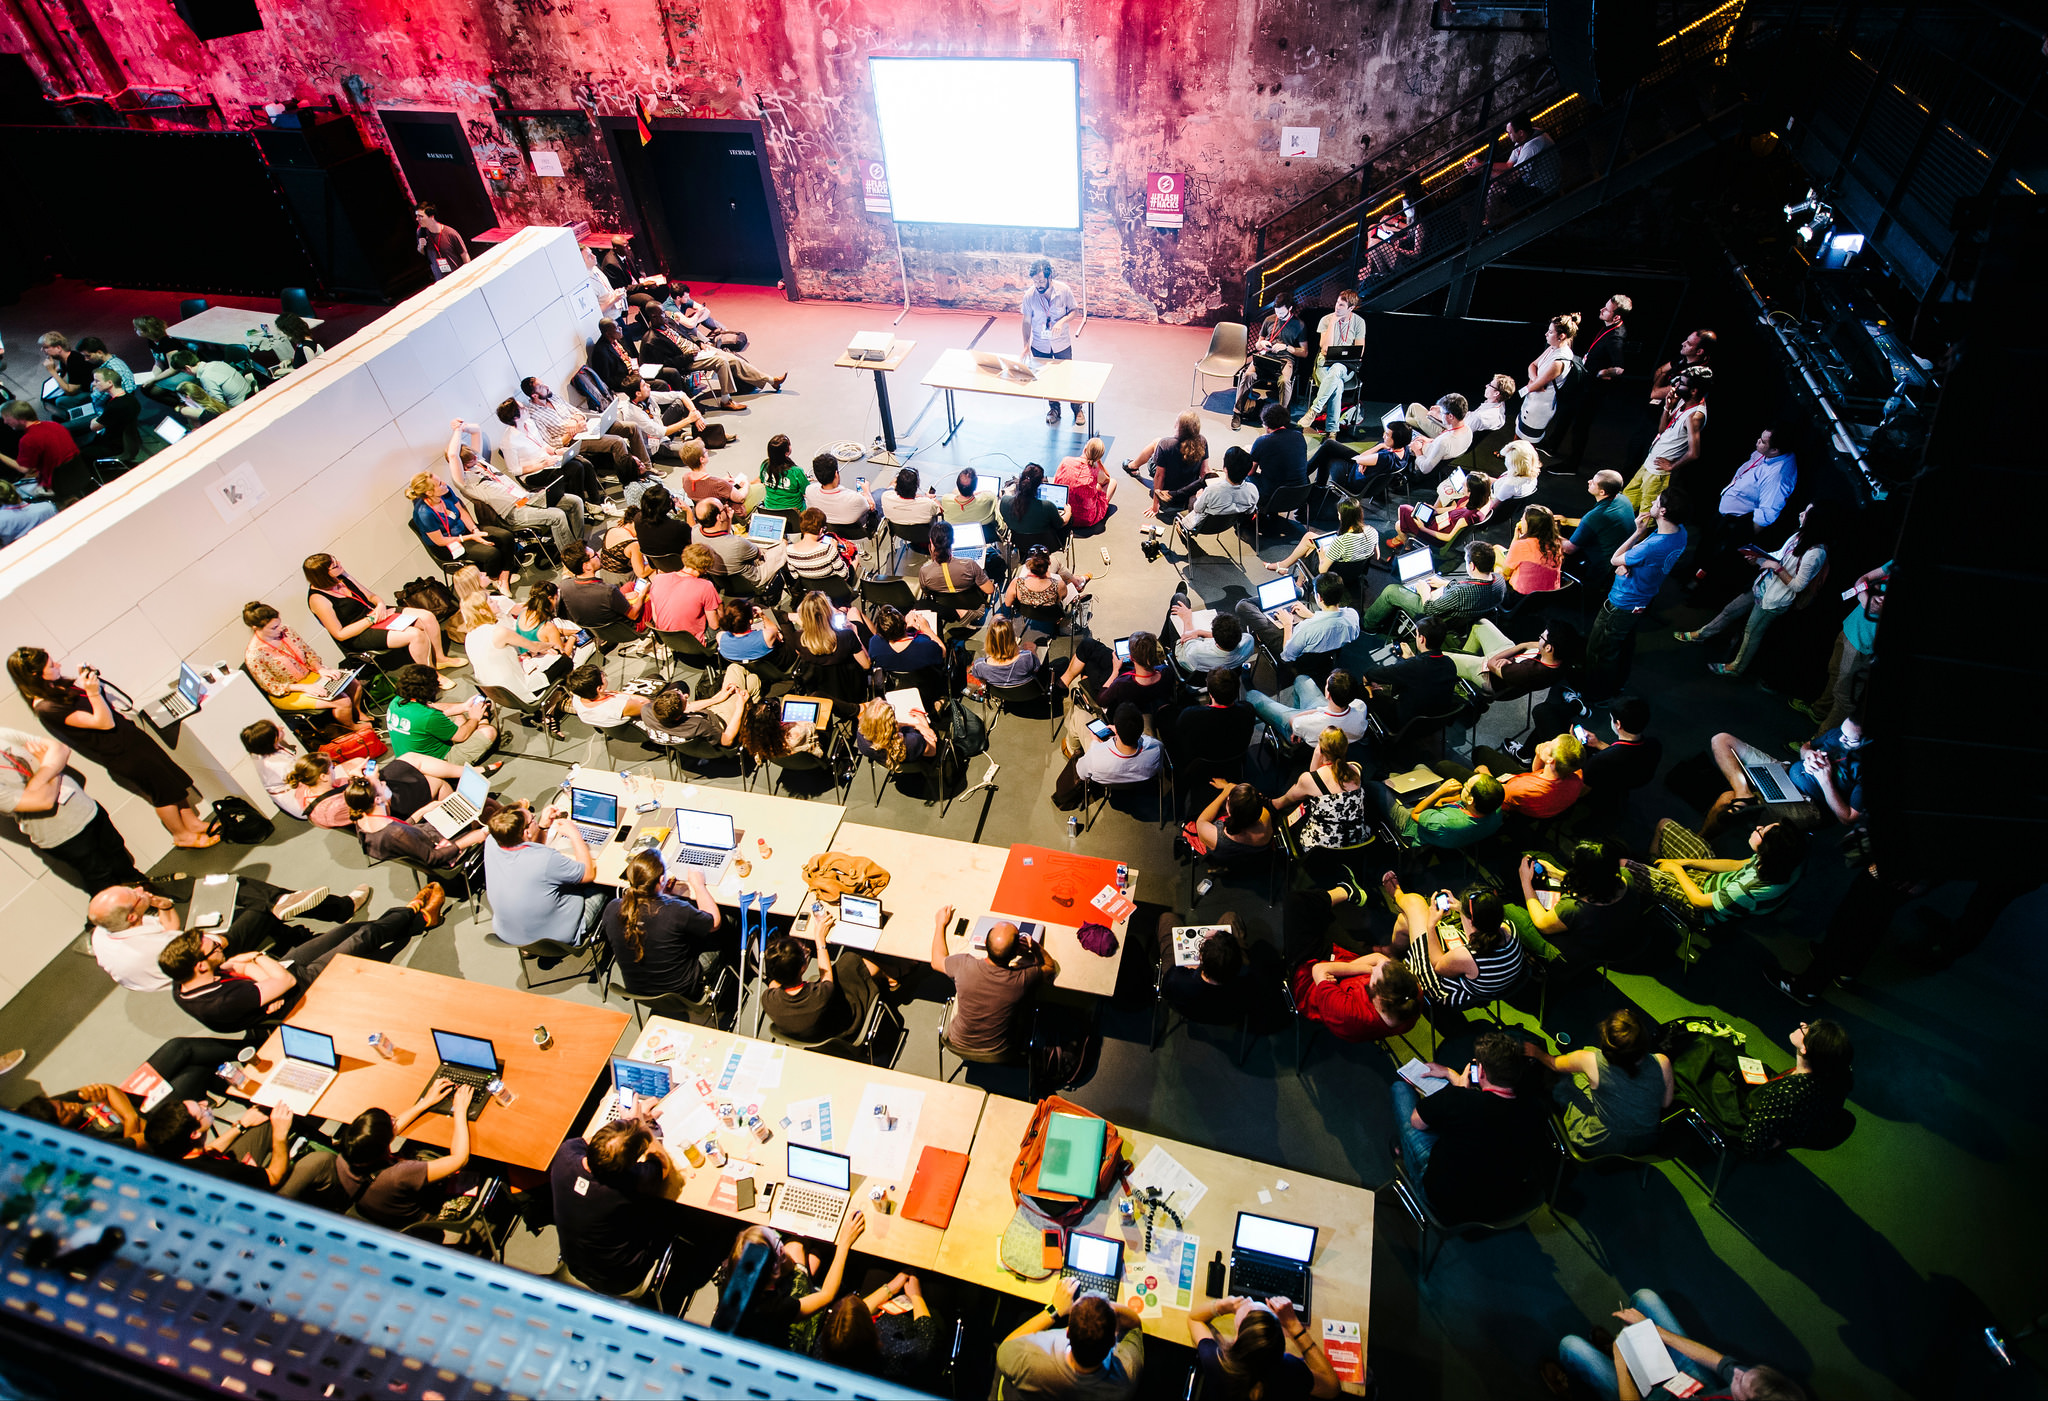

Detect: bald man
[930, 903, 1058, 1059]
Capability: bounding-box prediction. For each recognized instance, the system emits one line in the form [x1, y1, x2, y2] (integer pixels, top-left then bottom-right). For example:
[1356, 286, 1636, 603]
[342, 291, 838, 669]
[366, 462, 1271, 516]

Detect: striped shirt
[1410, 921, 1526, 1009]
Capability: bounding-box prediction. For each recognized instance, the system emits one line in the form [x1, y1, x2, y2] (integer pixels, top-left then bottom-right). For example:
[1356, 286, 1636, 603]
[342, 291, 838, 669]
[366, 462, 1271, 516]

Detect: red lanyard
[263, 631, 311, 674]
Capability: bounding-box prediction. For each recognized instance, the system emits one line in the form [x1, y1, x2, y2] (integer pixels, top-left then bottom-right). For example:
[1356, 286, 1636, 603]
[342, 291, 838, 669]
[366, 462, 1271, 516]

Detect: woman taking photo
[8, 647, 214, 847]
[739, 695, 825, 765]
[405, 472, 515, 589]
[242, 602, 372, 733]
[303, 553, 458, 672]
[1515, 311, 1579, 444]
[758, 435, 810, 523]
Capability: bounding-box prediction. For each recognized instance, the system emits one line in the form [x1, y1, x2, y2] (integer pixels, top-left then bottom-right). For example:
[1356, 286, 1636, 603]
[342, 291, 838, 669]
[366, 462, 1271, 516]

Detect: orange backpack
[1009, 1095, 1129, 1223]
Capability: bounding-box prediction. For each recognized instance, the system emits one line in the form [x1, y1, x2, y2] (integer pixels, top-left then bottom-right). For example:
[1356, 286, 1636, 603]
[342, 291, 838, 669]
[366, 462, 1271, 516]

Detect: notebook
[747, 514, 787, 543]
[884, 687, 924, 724]
[1036, 1112, 1107, 1197]
[901, 1146, 970, 1228]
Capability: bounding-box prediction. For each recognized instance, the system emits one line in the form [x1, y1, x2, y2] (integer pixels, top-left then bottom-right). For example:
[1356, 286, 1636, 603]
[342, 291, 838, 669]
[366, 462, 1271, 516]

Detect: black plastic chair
[178, 297, 209, 320]
[974, 669, 1061, 740]
[279, 287, 315, 318]
[859, 575, 920, 616]
[1257, 482, 1313, 548]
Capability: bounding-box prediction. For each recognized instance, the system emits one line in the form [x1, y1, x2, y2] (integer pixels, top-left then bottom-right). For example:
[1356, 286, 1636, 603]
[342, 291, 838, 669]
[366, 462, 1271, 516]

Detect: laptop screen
[569, 787, 619, 827]
[1235, 1211, 1317, 1264]
[279, 1025, 338, 1068]
[674, 808, 737, 850]
[432, 1029, 498, 1072]
[1065, 1230, 1123, 1277]
[1395, 548, 1436, 584]
[1256, 577, 1300, 611]
[974, 473, 1003, 500]
[177, 662, 208, 706]
[788, 1143, 851, 1191]
[950, 522, 987, 551]
[747, 514, 787, 543]
[611, 1057, 672, 1101]
[1039, 483, 1070, 509]
[840, 894, 882, 928]
[454, 765, 489, 808]
[780, 699, 820, 726]
[155, 416, 189, 443]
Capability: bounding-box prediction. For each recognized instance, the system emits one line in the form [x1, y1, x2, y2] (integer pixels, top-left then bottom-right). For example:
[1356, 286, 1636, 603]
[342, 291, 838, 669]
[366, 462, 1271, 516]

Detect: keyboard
[272, 1061, 329, 1092]
[439, 793, 480, 828]
[1061, 1267, 1120, 1293]
[672, 845, 729, 869]
[431, 1063, 496, 1119]
[781, 1185, 845, 1222]
[1230, 1256, 1307, 1302]
[160, 692, 197, 721]
[572, 821, 616, 846]
[1748, 767, 1788, 803]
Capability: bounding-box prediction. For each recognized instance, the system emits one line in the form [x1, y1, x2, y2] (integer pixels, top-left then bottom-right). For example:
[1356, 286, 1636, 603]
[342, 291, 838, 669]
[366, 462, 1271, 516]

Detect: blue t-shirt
[718, 629, 772, 662]
[482, 841, 589, 946]
[1789, 725, 1867, 813]
[1841, 559, 1891, 653]
[1250, 428, 1309, 493]
[1607, 526, 1687, 610]
[411, 491, 464, 543]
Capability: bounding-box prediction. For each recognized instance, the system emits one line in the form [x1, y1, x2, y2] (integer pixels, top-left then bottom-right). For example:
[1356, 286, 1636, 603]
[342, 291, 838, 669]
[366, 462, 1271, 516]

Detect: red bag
[1009, 1095, 1129, 1225]
[321, 730, 388, 764]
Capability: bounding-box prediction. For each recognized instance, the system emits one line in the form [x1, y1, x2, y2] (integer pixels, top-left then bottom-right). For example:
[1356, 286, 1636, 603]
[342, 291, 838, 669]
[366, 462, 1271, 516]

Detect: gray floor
[4, 284, 2043, 1400]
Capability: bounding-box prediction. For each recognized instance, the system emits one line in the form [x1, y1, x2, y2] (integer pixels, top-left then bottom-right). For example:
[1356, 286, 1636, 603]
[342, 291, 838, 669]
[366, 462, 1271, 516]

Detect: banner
[1145, 172, 1185, 229]
[863, 159, 891, 215]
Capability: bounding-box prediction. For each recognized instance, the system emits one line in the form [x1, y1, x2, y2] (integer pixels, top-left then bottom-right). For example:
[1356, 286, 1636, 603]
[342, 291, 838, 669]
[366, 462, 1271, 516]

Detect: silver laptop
[1059, 1230, 1125, 1296]
[671, 806, 739, 879]
[971, 351, 1039, 381]
[949, 521, 990, 560]
[423, 764, 491, 839]
[1039, 482, 1070, 509]
[153, 415, 189, 444]
[608, 1056, 672, 1122]
[153, 661, 210, 723]
[770, 1143, 854, 1239]
[1227, 1211, 1318, 1314]
[1394, 547, 1439, 587]
[1255, 575, 1301, 617]
[250, 1024, 341, 1115]
[564, 786, 621, 846]
[1741, 756, 1803, 806]
[747, 514, 788, 543]
[974, 472, 1003, 499]
[318, 663, 364, 701]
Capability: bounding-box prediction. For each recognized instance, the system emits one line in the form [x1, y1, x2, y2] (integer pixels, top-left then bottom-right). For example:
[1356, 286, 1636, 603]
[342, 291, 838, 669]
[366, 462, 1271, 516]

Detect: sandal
[174, 833, 223, 849]
[1674, 630, 1702, 643]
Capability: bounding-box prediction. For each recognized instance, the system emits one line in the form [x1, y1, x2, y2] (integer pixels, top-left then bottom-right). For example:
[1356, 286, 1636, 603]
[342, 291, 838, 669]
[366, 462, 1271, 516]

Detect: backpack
[713, 329, 749, 353]
[948, 705, 989, 758]
[207, 796, 275, 845]
[1549, 348, 1589, 424]
[1010, 1095, 1128, 1225]
[570, 366, 610, 411]
[399, 576, 457, 621]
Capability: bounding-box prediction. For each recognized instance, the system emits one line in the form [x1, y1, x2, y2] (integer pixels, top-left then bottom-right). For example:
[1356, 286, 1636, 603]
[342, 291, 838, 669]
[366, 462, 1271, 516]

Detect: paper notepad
[1397, 1058, 1449, 1096]
[1617, 1319, 1700, 1396]
[884, 687, 923, 725]
[638, 361, 662, 377]
[1171, 926, 1226, 969]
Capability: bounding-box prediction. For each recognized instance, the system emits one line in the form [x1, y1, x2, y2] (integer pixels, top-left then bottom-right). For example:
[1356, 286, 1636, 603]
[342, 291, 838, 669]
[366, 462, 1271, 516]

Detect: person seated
[462, 595, 567, 710]
[347, 775, 487, 877]
[1383, 874, 1527, 1010]
[511, 581, 583, 663]
[865, 603, 947, 676]
[1235, 570, 1359, 669]
[941, 466, 998, 524]
[161, 885, 444, 1033]
[1511, 841, 1657, 970]
[168, 349, 254, 407]
[719, 1216, 866, 1352]
[1264, 501, 1379, 578]
[482, 801, 605, 948]
[785, 507, 856, 587]
[242, 602, 371, 733]
[144, 1096, 296, 1191]
[601, 849, 721, 1002]
[303, 551, 458, 669]
[400, 469, 516, 587]
[1469, 373, 1516, 433]
[1652, 820, 1809, 927]
[1247, 401, 1309, 505]
[1124, 411, 1209, 517]
[1706, 713, 1868, 840]
[1005, 545, 1091, 628]
[1359, 616, 1460, 726]
[749, 435, 809, 520]
[559, 540, 648, 631]
[1740, 1018, 1852, 1154]
[85, 367, 143, 465]
[715, 599, 795, 675]
[763, 911, 891, 1044]
[1551, 1289, 1810, 1401]
[1187, 1294, 1341, 1400]
[999, 462, 1072, 548]
[38, 330, 93, 414]
[1359, 541, 1505, 643]
[1269, 728, 1369, 853]
[1678, 499, 1837, 677]
[287, 750, 445, 828]
[1190, 780, 1274, 856]
[968, 617, 1042, 693]
[1453, 621, 1577, 700]
[1167, 599, 1256, 675]
[930, 901, 1056, 1059]
[1397, 472, 1493, 546]
[639, 671, 751, 749]
[1232, 291, 1308, 429]
[1524, 1008, 1672, 1156]
[0, 400, 81, 502]
[1247, 666, 1368, 748]
[740, 693, 825, 765]
[523, 374, 650, 483]
[1501, 504, 1564, 598]
[88, 876, 361, 991]
[130, 321, 189, 395]
[918, 522, 997, 623]
[1370, 771, 1505, 850]
[240, 719, 312, 818]
[1574, 696, 1662, 808]
[1490, 438, 1542, 504]
[997, 1280, 1146, 1400]
[803, 454, 874, 530]
[1292, 943, 1423, 1045]
[1176, 446, 1259, 537]
[258, 313, 322, 377]
[173, 379, 228, 428]
[678, 439, 759, 513]
[1410, 393, 1474, 479]
[314, 1083, 477, 1228]
[548, 1113, 691, 1304]
[1158, 918, 1259, 1024]
[495, 396, 610, 510]
[1431, 733, 1585, 821]
[564, 662, 649, 728]
[1088, 630, 1175, 718]
[646, 544, 724, 640]
[786, 593, 868, 701]
[1162, 669, 1258, 767]
[854, 694, 941, 769]
[876, 464, 944, 544]
[387, 664, 498, 766]
[18, 1035, 251, 1150]
[1308, 418, 1412, 497]
[1388, 1029, 1552, 1224]
[813, 1275, 943, 1386]
[1053, 703, 1163, 810]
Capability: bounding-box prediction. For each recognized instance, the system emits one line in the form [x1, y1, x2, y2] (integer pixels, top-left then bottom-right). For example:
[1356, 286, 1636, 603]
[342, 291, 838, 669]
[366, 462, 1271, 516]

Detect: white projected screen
[869, 58, 1080, 228]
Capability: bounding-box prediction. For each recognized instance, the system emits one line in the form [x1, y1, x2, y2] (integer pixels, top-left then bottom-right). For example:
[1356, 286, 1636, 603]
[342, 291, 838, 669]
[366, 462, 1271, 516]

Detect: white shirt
[1470, 398, 1507, 433]
[572, 692, 634, 728]
[805, 482, 872, 527]
[1289, 699, 1369, 745]
[255, 750, 306, 820]
[501, 421, 562, 479]
[1510, 132, 1559, 191]
[1414, 423, 1474, 476]
[93, 918, 177, 991]
[468, 623, 548, 705]
[1492, 472, 1539, 503]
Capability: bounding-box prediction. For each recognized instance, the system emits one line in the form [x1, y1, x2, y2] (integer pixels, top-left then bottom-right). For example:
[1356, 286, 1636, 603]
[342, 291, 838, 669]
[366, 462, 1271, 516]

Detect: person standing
[0, 730, 151, 894]
[1558, 295, 1630, 470]
[415, 204, 471, 281]
[1583, 494, 1689, 698]
[1620, 367, 1710, 515]
[1021, 258, 1087, 425]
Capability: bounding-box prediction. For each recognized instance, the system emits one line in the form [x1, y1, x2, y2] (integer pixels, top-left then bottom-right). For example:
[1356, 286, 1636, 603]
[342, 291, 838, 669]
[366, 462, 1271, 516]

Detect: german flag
[635, 96, 656, 146]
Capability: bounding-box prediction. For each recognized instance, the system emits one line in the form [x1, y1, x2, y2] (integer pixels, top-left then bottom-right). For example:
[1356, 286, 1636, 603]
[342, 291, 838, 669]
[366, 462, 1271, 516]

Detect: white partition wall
[0, 228, 600, 1000]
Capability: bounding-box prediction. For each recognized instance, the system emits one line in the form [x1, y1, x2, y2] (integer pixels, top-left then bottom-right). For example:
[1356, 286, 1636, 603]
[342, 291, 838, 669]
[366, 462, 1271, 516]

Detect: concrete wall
[0, 228, 596, 1002]
[0, 0, 1539, 322]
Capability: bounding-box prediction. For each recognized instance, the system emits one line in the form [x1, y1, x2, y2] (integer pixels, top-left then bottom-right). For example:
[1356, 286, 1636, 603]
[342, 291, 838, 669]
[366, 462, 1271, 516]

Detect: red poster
[1145, 172, 1185, 229]
[863, 160, 891, 215]
[1322, 1319, 1365, 1384]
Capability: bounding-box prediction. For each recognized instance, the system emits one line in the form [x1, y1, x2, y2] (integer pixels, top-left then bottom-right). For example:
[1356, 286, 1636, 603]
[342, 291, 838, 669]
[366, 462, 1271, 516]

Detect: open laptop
[1741, 754, 1803, 806]
[249, 1025, 341, 1115]
[1323, 343, 1365, 365]
[770, 1143, 854, 1239]
[747, 514, 788, 543]
[153, 415, 189, 445]
[564, 785, 622, 846]
[949, 521, 990, 561]
[318, 662, 364, 701]
[1228, 1211, 1318, 1313]
[1060, 1230, 1126, 1297]
[671, 807, 740, 879]
[838, 893, 885, 931]
[1039, 482, 1070, 509]
[153, 661, 210, 724]
[1393, 546, 1441, 589]
[423, 764, 491, 839]
[1254, 575, 1302, 617]
[608, 1056, 672, 1122]
[971, 351, 1039, 381]
[424, 1029, 500, 1119]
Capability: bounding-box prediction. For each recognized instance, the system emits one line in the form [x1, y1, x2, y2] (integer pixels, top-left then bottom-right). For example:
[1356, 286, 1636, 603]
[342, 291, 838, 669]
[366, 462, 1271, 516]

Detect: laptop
[155, 661, 210, 723]
[838, 893, 885, 930]
[564, 785, 622, 846]
[780, 697, 822, 726]
[1255, 575, 1302, 617]
[747, 514, 787, 543]
[422, 764, 491, 839]
[949, 521, 990, 561]
[608, 1056, 672, 1122]
[249, 1025, 341, 1115]
[968, 915, 1043, 959]
[972, 351, 1040, 381]
[770, 1143, 854, 1239]
[1060, 1230, 1126, 1297]
[671, 807, 740, 879]
[424, 1029, 500, 1119]
[1393, 547, 1440, 588]
[1324, 343, 1365, 364]
[1228, 1211, 1318, 1313]
[974, 473, 1004, 500]
[153, 416, 189, 444]
[187, 873, 240, 932]
[318, 663, 364, 700]
[1039, 482, 1070, 509]
[1741, 755, 1803, 806]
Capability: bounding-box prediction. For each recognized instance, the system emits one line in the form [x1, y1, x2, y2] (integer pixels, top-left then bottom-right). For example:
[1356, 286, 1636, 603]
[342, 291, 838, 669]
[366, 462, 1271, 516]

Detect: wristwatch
[1044, 1303, 1065, 1320]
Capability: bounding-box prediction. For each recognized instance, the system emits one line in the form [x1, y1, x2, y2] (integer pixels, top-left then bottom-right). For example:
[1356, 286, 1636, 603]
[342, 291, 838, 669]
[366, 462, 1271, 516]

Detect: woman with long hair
[594, 502, 648, 578]
[998, 462, 1070, 547]
[739, 695, 822, 763]
[917, 521, 998, 623]
[174, 379, 229, 426]
[790, 591, 867, 703]
[715, 1216, 866, 1351]
[812, 1276, 940, 1383]
[1739, 1017, 1853, 1153]
[598, 849, 722, 999]
[1516, 311, 1580, 443]
[303, 552, 457, 671]
[515, 581, 578, 660]
[1397, 472, 1494, 545]
[1680, 500, 1840, 676]
[329, 1083, 476, 1227]
[1053, 436, 1116, 527]
[855, 695, 938, 768]
[1523, 1006, 1674, 1154]
[8, 646, 214, 846]
[1002, 544, 1089, 620]
[1269, 728, 1367, 853]
[1191, 779, 1275, 855]
[1125, 408, 1211, 513]
[632, 481, 692, 560]
[1502, 503, 1564, 596]
[967, 616, 1040, 693]
[757, 434, 810, 522]
[1187, 1295, 1340, 1399]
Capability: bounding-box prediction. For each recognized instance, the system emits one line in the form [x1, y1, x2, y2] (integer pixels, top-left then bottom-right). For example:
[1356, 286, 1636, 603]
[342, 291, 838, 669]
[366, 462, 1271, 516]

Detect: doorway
[377, 109, 497, 243]
[602, 118, 793, 291]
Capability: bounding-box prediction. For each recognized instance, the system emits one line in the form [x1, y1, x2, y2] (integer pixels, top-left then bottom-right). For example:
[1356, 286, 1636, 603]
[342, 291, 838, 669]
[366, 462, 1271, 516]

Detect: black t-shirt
[1582, 736, 1661, 796]
[1581, 324, 1626, 382]
[765, 978, 854, 1041]
[1250, 428, 1309, 493]
[727, 1271, 807, 1348]
[1151, 438, 1207, 502]
[176, 972, 270, 1034]
[1362, 651, 1459, 724]
[56, 350, 92, 393]
[1413, 1085, 1551, 1224]
[1265, 314, 1307, 353]
[186, 1148, 272, 1192]
[550, 1139, 674, 1294]
[1166, 702, 1257, 762]
[1550, 867, 1653, 968]
[600, 893, 717, 998]
[635, 516, 692, 557]
[560, 577, 631, 628]
[1001, 493, 1065, 537]
[1194, 1339, 1315, 1400]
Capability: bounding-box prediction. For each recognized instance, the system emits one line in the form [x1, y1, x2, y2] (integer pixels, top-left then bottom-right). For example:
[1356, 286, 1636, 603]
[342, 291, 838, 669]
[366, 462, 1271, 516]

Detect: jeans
[1695, 589, 1785, 674]
[1389, 1080, 1439, 1208]
[287, 906, 428, 984]
[1246, 676, 1324, 737]
[511, 496, 584, 554]
[1558, 1289, 1713, 1397]
[1304, 360, 1351, 421]
[1361, 584, 1425, 634]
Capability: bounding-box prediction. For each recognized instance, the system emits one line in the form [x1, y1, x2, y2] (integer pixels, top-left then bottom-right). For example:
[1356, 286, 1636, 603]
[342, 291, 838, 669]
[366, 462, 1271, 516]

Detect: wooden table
[562, 767, 845, 909]
[585, 1020, 986, 1269]
[832, 338, 916, 467]
[473, 226, 625, 249]
[166, 305, 325, 345]
[935, 1096, 1375, 1369]
[921, 347, 1113, 442]
[244, 956, 627, 1172]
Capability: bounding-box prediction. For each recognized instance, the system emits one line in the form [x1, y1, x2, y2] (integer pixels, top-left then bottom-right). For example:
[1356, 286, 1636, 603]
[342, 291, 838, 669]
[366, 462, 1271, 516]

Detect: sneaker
[1046, 405, 1061, 424]
[1790, 698, 1826, 723]
[0, 1049, 23, 1077]
[1072, 406, 1086, 423]
[273, 886, 332, 920]
[1766, 970, 1819, 1006]
[1501, 737, 1528, 761]
[1674, 630, 1702, 643]
[1229, 412, 1243, 431]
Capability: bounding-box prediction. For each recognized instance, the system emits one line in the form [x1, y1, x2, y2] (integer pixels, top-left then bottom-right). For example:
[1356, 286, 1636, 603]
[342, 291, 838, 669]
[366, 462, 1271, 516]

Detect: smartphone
[1433, 892, 1455, 913]
[1573, 723, 1592, 744]
[614, 821, 632, 842]
[1042, 1229, 1063, 1270]
[832, 611, 849, 630]
[1530, 859, 1547, 880]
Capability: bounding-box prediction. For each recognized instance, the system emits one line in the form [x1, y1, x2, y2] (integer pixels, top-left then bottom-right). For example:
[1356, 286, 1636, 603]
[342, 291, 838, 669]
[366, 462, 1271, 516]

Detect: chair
[1184, 830, 1282, 907]
[1256, 482, 1313, 549]
[1289, 644, 1342, 689]
[607, 967, 738, 1030]
[1081, 751, 1174, 831]
[178, 297, 209, 321]
[393, 1174, 508, 1259]
[1387, 1155, 1554, 1276]
[763, 990, 904, 1065]
[654, 627, 715, 683]
[279, 287, 315, 318]
[500, 931, 611, 991]
[1192, 322, 1250, 406]
[937, 995, 1030, 1084]
[553, 1240, 676, 1308]
[1546, 1115, 1673, 1202]
[884, 519, 934, 575]
[1176, 511, 1251, 569]
[1150, 943, 1256, 1066]
[1675, 1103, 1856, 1205]
[858, 575, 920, 616]
[644, 551, 683, 574]
[761, 725, 853, 802]
[1371, 697, 1475, 765]
[975, 669, 1061, 740]
[479, 681, 573, 766]
[859, 730, 957, 817]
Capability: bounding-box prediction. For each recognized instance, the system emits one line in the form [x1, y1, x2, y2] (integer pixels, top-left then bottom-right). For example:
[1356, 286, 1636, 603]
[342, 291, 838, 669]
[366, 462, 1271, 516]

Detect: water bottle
[1066, 814, 1082, 837]
[368, 1032, 395, 1060]
[259, 321, 272, 340]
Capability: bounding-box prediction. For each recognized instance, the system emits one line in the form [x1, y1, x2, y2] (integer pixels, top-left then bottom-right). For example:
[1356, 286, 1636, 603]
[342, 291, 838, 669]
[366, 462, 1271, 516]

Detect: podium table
[833, 339, 917, 467]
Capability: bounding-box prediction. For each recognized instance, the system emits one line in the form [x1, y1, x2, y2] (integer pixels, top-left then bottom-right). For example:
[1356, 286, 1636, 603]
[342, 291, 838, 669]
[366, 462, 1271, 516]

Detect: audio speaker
[167, 0, 263, 40]
[272, 150, 424, 300]
[1548, 0, 1659, 106]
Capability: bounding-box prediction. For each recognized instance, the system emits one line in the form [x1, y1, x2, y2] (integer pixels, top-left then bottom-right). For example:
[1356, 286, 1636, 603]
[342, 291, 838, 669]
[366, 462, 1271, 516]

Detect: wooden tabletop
[922, 348, 1113, 406]
[934, 1096, 1374, 1366]
[245, 956, 627, 1172]
[823, 823, 1004, 960]
[564, 767, 846, 909]
[586, 1020, 986, 1270]
[832, 338, 917, 373]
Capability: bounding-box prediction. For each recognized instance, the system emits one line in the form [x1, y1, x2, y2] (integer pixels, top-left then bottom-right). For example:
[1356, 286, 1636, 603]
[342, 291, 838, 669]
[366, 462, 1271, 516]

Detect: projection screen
[868, 58, 1081, 228]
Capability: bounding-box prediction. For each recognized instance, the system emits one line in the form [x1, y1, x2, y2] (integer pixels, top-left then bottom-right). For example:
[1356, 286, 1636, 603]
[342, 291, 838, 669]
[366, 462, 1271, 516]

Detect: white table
[921, 347, 1113, 443]
[166, 305, 325, 346]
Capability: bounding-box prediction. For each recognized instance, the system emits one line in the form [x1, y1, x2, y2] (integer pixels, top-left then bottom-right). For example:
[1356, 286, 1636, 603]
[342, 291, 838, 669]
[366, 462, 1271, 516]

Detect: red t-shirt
[646, 571, 720, 640]
[1291, 957, 1417, 1042]
[17, 422, 79, 490]
[1502, 769, 1585, 818]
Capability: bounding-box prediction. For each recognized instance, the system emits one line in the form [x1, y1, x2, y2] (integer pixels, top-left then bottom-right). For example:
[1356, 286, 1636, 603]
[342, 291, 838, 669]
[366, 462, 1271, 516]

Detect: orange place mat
[990, 844, 1128, 928]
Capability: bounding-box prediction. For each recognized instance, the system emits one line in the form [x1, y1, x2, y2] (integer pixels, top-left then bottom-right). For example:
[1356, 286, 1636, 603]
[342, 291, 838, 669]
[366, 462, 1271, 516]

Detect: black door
[377, 109, 497, 242]
[643, 130, 782, 285]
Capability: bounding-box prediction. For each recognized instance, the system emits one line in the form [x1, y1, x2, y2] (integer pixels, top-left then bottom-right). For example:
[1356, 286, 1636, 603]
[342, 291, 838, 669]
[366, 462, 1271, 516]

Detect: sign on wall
[1281, 127, 1321, 159]
[208, 463, 267, 524]
[1145, 173, 1185, 229]
[530, 150, 565, 177]
[863, 160, 891, 214]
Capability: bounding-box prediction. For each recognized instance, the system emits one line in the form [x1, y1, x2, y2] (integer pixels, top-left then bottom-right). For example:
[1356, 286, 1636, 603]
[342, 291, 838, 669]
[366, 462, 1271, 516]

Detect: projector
[847, 331, 897, 362]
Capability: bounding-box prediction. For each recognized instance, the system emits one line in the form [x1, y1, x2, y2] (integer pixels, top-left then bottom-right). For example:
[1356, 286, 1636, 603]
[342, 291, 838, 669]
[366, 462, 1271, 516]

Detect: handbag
[321, 730, 389, 764]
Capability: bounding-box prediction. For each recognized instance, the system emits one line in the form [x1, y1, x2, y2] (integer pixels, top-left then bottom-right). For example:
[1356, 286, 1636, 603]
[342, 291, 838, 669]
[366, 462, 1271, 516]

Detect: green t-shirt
[1701, 860, 1797, 925]
[1402, 802, 1503, 849]
[385, 699, 458, 759]
[759, 463, 810, 512]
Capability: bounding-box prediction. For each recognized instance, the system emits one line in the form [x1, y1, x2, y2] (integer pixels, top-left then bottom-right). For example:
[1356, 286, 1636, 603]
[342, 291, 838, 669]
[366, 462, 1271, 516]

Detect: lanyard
[0, 749, 32, 781]
[262, 630, 311, 674]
